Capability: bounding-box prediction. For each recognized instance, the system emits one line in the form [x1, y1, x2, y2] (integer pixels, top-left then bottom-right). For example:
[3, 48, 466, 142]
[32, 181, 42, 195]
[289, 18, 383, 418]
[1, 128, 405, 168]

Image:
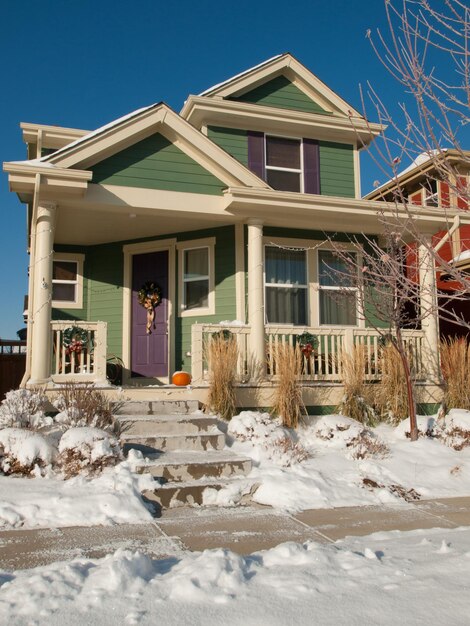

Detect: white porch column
[247, 219, 265, 378]
[419, 235, 440, 382]
[30, 202, 56, 384]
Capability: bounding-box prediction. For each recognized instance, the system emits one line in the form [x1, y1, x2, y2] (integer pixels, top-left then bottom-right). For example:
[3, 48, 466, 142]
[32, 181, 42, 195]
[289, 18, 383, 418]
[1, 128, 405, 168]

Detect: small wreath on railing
[211, 329, 233, 342]
[137, 281, 162, 334]
[297, 332, 319, 358]
[62, 326, 88, 355]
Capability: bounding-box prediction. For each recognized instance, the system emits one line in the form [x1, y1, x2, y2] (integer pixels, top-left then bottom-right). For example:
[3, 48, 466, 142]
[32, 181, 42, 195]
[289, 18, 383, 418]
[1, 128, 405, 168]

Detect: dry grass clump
[271, 343, 305, 429]
[57, 447, 120, 479]
[339, 346, 376, 426]
[206, 333, 238, 421]
[375, 344, 409, 424]
[52, 383, 120, 434]
[440, 337, 470, 411]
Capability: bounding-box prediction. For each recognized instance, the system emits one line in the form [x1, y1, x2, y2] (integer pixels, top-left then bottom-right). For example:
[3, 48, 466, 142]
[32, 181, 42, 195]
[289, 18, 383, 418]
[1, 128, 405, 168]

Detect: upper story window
[52, 253, 85, 309]
[265, 136, 302, 192]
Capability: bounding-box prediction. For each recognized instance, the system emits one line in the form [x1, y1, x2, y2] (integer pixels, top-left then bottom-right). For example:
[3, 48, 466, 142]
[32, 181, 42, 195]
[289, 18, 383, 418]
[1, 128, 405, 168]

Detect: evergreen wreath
[297, 332, 319, 357]
[62, 326, 88, 355]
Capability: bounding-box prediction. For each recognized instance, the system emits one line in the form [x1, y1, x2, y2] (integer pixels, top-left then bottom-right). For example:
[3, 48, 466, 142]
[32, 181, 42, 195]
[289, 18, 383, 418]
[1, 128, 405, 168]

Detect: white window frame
[177, 237, 215, 317]
[317, 247, 360, 328]
[264, 134, 304, 193]
[263, 237, 364, 329]
[264, 243, 309, 326]
[51, 252, 85, 309]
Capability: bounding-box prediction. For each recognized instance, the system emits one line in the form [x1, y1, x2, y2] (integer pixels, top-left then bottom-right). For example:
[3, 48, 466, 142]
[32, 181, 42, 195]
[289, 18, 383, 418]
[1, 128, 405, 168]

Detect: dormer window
[265, 136, 302, 192]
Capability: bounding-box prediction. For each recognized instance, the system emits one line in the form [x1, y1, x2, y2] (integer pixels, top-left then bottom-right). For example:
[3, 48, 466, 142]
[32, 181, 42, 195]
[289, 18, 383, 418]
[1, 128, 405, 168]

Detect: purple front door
[131, 250, 169, 378]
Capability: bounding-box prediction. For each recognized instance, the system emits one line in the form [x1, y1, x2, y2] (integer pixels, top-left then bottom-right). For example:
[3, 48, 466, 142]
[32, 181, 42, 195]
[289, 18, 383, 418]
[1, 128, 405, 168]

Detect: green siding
[53, 226, 237, 375]
[319, 141, 355, 198]
[230, 75, 329, 115]
[207, 127, 248, 166]
[91, 133, 225, 195]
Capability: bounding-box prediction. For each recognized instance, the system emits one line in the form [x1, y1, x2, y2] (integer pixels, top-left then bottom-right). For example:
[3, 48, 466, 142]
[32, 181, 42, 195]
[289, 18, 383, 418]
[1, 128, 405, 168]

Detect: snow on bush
[0, 388, 51, 429]
[0, 428, 56, 476]
[439, 409, 470, 450]
[57, 427, 122, 478]
[394, 416, 437, 439]
[228, 411, 308, 466]
[305, 415, 389, 459]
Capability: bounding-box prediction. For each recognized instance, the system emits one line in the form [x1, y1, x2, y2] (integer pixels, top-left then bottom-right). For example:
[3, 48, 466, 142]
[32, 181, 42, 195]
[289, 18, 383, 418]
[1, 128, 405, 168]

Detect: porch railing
[191, 323, 425, 383]
[51, 321, 107, 383]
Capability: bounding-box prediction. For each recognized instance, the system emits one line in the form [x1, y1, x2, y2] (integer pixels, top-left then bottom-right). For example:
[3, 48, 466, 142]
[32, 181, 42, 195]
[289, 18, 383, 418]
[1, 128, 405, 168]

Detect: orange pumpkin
[172, 371, 191, 386]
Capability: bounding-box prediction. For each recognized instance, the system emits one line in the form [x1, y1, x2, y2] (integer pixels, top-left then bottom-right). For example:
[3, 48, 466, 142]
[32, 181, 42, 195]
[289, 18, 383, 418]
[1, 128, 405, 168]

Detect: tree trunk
[395, 330, 418, 441]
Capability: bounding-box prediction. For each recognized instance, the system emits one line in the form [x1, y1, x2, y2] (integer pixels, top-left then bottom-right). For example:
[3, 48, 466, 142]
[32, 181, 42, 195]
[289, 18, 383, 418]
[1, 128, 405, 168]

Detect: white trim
[122, 237, 176, 385]
[51, 252, 85, 310]
[177, 237, 216, 317]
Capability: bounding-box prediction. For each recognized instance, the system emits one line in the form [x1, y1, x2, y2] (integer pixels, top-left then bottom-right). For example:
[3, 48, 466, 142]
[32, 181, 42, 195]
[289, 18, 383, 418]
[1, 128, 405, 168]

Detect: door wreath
[137, 281, 162, 334]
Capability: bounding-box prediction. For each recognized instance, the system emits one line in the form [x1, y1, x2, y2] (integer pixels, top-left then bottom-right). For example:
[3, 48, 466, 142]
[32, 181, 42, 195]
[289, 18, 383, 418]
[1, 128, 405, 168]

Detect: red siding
[433, 225, 470, 291]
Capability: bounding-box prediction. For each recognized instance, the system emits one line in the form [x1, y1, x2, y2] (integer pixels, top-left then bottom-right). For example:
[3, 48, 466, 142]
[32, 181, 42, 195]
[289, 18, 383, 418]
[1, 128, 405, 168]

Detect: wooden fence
[0, 340, 27, 401]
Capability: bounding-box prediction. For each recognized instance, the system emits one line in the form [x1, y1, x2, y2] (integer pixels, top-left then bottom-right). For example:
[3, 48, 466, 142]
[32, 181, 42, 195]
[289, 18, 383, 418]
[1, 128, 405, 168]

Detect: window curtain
[265, 247, 307, 325]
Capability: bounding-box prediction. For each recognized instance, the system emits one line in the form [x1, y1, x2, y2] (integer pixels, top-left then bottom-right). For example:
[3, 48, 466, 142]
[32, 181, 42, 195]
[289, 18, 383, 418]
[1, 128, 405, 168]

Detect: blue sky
[0, 0, 433, 337]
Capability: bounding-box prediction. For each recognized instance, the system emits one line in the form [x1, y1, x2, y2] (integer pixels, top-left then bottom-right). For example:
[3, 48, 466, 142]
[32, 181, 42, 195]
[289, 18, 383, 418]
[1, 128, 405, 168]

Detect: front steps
[116, 401, 255, 509]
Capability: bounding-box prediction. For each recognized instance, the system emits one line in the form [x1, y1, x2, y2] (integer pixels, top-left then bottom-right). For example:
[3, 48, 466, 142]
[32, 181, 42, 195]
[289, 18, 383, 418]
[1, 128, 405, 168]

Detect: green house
[4, 54, 448, 411]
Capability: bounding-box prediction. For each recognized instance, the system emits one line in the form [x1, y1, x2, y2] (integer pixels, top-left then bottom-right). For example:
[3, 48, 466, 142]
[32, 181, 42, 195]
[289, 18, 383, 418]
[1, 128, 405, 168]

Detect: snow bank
[1, 527, 470, 625]
[0, 460, 154, 529]
[59, 427, 122, 463]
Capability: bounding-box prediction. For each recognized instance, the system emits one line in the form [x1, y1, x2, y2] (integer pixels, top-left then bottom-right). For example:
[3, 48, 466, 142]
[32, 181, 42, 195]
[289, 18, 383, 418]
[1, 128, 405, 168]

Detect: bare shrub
[375, 344, 410, 424]
[206, 332, 238, 421]
[339, 346, 376, 426]
[440, 338, 470, 411]
[269, 437, 310, 467]
[0, 388, 50, 429]
[0, 428, 56, 476]
[347, 431, 390, 460]
[271, 343, 305, 429]
[362, 477, 420, 502]
[52, 383, 120, 434]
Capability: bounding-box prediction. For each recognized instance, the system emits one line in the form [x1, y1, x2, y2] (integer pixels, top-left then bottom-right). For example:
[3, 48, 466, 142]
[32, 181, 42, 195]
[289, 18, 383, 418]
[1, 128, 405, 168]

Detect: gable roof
[7, 103, 270, 191]
[196, 53, 362, 119]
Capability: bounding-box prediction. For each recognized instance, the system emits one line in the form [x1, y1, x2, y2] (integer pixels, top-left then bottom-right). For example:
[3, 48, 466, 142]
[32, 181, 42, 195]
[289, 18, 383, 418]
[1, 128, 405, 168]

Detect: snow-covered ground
[1, 410, 470, 529]
[1, 526, 470, 625]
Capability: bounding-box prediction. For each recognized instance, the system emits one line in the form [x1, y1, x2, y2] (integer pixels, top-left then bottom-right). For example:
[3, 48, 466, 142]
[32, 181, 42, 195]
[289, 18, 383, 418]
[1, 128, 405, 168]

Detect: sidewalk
[1, 496, 469, 571]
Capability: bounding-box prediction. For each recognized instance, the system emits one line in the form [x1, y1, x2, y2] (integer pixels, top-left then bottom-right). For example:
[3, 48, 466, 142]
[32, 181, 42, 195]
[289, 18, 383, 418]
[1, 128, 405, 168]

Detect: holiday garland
[137, 281, 162, 334]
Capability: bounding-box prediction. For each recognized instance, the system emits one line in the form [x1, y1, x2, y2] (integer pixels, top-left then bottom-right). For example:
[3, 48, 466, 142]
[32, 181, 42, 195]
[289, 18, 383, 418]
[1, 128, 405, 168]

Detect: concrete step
[121, 430, 225, 454]
[135, 450, 252, 481]
[143, 478, 259, 509]
[118, 413, 219, 436]
[114, 400, 201, 416]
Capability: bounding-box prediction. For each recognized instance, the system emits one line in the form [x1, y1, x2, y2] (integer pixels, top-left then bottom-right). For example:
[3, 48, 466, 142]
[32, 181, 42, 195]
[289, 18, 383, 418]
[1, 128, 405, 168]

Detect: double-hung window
[265, 135, 302, 192]
[52, 253, 84, 309]
[178, 238, 215, 316]
[424, 179, 439, 207]
[265, 246, 307, 325]
[318, 250, 357, 325]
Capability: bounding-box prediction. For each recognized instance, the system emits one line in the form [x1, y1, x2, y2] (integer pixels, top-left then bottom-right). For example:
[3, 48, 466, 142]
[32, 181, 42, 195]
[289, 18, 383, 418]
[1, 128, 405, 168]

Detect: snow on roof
[198, 54, 284, 96]
[39, 102, 162, 162]
[452, 249, 470, 263]
[370, 149, 448, 195]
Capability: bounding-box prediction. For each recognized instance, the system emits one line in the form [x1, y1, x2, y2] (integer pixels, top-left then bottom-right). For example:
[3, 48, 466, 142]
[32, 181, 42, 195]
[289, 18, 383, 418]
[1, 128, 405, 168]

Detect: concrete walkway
[1, 496, 469, 571]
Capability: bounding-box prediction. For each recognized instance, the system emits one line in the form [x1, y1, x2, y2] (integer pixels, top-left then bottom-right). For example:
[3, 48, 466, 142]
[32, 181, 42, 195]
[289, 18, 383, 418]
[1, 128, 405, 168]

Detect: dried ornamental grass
[375, 344, 409, 424]
[339, 345, 376, 426]
[271, 343, 305, 429]
[440, 338, 470, 411]
[206, 333, 238, 421]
